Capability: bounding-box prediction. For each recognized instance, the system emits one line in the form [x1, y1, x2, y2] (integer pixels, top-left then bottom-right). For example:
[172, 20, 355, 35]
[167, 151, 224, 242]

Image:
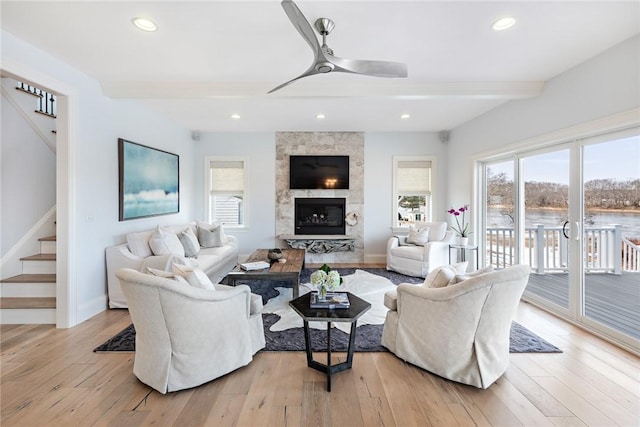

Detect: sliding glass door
[581, 135, 640, 341]
[481, 130, 640, 349]
[521, 150, 571, 310]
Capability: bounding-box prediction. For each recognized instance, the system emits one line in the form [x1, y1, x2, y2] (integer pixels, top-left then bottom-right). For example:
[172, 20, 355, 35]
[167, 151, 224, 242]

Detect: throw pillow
[423, 262, 469, 288]
[146, 267, 189, 286]
[126, 230, 154, 258]
[178, 227, 200, 257]
[448, 265, 495, 285]
[405, 225, 430, 246]
[414, 221, 448, 242]
[423, 267, 456, 288]
[149, 226, 185, 257]
[196, 220, 228, 248]
[172, 264, 215, 290]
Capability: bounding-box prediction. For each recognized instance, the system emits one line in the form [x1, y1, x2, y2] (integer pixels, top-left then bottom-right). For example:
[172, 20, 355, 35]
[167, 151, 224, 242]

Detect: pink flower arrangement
[447, 205, 471, 237]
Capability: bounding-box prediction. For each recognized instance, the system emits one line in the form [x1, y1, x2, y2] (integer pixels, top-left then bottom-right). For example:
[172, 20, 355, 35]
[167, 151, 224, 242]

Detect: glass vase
[319, 284, 327, 300]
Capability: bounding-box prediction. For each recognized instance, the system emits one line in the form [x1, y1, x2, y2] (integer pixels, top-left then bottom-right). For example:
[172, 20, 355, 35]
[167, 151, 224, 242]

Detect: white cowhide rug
[262, 269, 396, 333]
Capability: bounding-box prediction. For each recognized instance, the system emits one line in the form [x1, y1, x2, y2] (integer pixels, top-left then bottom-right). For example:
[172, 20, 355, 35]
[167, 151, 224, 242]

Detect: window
[206, 157, 247, 227]
[394, 157, 433, 226]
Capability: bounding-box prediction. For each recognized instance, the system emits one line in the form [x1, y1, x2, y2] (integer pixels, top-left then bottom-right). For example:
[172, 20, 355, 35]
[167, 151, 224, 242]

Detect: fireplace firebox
[294, 198, 346, 235]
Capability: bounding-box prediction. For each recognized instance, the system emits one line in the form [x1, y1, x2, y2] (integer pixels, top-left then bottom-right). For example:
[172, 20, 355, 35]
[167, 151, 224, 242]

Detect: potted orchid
[447, 205, 471, 246]
[310, 264, 343, 300]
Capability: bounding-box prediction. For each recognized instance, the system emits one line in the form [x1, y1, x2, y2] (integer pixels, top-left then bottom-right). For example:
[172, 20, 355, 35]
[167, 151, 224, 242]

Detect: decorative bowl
[267, 248, 283, 260]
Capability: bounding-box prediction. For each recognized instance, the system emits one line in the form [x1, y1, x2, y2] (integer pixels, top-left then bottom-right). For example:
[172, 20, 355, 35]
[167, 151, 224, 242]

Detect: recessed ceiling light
[230, 114, 241, 119]
[315, 113, 326, 119]
[132, 17, 157, 32]
[400, 113, 411, 119]
[492, 17, 516, 31]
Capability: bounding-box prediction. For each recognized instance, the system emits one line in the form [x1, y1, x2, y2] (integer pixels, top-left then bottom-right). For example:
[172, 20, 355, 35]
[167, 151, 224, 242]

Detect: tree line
[487, 171, 640, 210]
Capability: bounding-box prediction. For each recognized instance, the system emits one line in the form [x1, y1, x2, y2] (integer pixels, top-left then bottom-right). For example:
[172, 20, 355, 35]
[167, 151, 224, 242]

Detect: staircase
[1, 78, 58, 324]
[0, 236, 57, 324]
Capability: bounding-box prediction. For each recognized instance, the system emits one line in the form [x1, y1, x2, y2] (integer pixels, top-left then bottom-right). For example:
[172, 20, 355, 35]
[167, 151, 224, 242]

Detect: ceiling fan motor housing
[315, 61, 335, 73]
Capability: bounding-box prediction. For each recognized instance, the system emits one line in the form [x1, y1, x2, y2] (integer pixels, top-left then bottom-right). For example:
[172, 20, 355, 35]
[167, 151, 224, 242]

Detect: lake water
[487, 207, 640, 238]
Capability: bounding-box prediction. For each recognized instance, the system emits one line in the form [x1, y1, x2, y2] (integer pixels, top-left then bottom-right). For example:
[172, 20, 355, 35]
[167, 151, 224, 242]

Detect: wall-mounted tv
[289, 155, 349, 190]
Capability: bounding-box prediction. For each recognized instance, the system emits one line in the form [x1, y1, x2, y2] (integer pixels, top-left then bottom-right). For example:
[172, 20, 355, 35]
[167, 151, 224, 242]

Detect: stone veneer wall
[275, 132, 364, 264]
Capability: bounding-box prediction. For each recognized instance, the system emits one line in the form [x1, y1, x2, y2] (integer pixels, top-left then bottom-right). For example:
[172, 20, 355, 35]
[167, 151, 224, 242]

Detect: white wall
[1, 91, 56, 256]
[193, 132, 276, 258]
[447, 35, 640, 230]
[364, 132, 448, 260]
[193, 131, 449, 262]
[1, 30, 193, 324]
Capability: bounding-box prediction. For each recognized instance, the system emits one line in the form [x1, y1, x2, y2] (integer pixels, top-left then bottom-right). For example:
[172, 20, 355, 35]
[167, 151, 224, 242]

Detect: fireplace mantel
[279, 234, 355, 254]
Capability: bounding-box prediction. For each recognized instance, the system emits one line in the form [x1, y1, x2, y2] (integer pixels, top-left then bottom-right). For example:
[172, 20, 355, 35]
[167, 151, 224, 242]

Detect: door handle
[562, 221, 570, 239]
[574, 221, 581, 240]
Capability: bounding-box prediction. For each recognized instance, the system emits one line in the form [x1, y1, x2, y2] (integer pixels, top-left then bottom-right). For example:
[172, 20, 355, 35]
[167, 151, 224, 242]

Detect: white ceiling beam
[101, 81, 544, 100]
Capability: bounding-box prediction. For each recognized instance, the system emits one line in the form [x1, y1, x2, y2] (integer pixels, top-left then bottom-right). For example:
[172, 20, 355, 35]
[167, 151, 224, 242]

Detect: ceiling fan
[268, 0, 408, 94]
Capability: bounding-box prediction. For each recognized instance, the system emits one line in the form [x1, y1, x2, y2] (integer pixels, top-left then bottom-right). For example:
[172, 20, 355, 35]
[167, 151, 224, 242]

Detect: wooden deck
[526, 272, 640, 340]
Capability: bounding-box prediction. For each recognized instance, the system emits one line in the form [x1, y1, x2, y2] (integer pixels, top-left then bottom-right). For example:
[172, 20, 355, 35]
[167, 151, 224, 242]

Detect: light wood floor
[2, 291, 639, 425]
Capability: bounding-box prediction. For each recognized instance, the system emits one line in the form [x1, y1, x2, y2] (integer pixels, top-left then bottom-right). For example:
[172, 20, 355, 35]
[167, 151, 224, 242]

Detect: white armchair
[115, 268, 266, 394]
[386, 221, 455, 278]
[381, 264, 531, 389]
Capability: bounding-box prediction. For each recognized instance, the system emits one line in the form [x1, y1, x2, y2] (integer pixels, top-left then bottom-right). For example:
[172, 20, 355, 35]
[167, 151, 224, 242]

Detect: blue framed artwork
[118, 138, 179, 221]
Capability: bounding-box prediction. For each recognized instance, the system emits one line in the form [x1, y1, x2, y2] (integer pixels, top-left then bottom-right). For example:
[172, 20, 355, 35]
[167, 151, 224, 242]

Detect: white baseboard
[77, 294, 109, 326]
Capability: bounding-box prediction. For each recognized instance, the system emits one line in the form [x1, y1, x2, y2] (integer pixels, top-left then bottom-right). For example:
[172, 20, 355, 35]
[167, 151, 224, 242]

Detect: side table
[449, 244, 479, 269]
[289, 292, 371, 392]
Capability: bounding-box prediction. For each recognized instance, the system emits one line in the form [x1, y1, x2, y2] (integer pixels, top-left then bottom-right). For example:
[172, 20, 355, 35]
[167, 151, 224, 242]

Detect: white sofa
[381, 264, 531, 389]
[116, 268, 265, 393]
[106, 222, 238, 308]
[386, 221, 455, 278]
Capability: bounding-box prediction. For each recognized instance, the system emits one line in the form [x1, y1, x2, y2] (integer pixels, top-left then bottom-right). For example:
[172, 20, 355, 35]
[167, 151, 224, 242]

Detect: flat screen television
[289, 155, 349, 189]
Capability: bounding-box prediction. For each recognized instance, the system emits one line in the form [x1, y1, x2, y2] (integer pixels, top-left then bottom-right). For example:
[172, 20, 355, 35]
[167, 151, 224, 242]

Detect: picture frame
[118, 138, 179, 221]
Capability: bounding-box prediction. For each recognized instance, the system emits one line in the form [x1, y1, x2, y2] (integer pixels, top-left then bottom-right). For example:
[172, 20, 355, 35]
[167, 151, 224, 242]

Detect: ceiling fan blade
[281, 0, 321, 59]
[329, 55, 408, 78]
[268, 67, 320, 94]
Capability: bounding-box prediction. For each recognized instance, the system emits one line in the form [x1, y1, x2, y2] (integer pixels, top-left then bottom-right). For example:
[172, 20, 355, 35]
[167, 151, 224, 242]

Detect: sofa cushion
[149, 226, 185, 257]
[196, 220, 228, 248]
[171, 264, 215, 290]
[127, 230, 154, 258]
[423, 262, 468, 288]
[178, 227, 200, 257]
[406, 225, 430, 246]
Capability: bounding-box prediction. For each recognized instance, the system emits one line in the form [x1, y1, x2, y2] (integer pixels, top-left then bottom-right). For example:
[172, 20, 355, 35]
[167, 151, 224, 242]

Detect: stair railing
[15, 82, 57, 118]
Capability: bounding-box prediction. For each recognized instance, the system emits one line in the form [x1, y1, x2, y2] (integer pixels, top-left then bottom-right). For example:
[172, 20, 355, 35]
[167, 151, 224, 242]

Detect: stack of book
[310, 292, 350, 309]
[239, 261, 271, 271]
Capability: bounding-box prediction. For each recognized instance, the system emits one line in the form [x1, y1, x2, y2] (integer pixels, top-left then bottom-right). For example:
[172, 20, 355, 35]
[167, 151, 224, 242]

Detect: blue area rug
[94, 268, 561, 353]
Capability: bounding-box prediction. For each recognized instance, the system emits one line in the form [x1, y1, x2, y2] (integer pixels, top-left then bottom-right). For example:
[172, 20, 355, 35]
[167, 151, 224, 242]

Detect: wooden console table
[279, 235, 355, 253]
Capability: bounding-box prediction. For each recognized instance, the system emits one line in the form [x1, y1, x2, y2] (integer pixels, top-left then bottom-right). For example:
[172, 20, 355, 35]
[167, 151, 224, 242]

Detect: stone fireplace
[275, 132, 364, 263]
[294, 198, 345, 235]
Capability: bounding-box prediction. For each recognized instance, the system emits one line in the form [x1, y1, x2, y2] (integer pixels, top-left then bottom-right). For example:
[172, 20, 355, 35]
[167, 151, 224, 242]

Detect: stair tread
[20, 254, 56, 261]
[0, 297, 56, 309]
[0, 274, 56, 283]
[39, 236, 56, 242]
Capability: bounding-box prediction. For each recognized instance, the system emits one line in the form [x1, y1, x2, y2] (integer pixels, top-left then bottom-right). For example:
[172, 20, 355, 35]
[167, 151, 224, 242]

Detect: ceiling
[2, 1, 638, 133]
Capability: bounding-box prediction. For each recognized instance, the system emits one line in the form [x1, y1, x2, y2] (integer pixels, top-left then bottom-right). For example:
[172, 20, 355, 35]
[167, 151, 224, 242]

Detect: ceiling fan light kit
[268, 0, 408, 94]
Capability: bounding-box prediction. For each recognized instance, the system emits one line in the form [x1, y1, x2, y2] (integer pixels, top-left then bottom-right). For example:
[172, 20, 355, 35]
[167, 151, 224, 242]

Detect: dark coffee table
[289, 292, 371, 392]
[227, 248, 305, 298]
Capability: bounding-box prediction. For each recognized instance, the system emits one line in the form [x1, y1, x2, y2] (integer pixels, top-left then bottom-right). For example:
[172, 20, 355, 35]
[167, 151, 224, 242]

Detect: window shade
[397, 160, 431, 193]
[210, 160, 244, 192]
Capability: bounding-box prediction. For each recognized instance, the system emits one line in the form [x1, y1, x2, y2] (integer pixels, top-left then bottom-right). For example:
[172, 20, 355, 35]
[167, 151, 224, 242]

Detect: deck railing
[486, 225, 639, 273]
